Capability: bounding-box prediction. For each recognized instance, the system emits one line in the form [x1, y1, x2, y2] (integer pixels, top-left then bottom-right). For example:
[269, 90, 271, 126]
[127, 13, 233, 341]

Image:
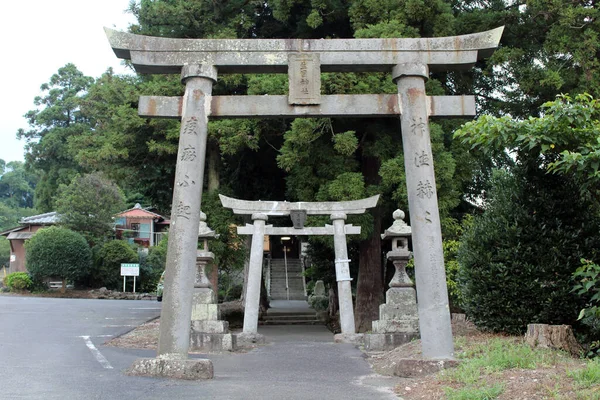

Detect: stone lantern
[365, 209, 420, 351]
[189, 212, 235, 352]
[194, 212, 218, 289]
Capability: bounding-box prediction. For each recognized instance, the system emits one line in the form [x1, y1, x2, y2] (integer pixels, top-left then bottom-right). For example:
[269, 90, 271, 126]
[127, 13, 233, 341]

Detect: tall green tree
[18, 63, 93, 211]
[55, 172, 126, 245]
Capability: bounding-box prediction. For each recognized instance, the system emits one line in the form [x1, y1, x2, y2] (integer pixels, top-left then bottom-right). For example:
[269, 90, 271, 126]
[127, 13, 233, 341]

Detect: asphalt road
[0, 296, 401, 399]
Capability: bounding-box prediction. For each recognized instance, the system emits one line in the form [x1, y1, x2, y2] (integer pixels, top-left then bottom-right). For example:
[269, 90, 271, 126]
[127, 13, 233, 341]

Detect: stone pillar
[393, 63, 454, 360]
[241, 213, 268, 336]
[331, 212, 356, 335]
[157, 64, 217, 360]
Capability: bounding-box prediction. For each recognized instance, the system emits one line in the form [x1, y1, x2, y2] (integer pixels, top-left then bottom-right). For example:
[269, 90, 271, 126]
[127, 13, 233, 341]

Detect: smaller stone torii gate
[219, 194, 379, 340]
[106, 26, 503, 377]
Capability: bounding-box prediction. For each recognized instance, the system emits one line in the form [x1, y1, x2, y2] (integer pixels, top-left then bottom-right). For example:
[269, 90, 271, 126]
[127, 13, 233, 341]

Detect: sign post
[120, 263, 140, 293]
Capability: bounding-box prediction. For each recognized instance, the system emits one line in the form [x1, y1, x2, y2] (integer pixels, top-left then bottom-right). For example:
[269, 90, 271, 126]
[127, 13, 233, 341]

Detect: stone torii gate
[106, 27, 503, 376]
[219, 194, 379, 341]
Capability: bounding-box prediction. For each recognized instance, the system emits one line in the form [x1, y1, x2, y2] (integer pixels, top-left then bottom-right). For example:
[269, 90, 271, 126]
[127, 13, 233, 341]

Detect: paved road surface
[0, 296, 401, 399]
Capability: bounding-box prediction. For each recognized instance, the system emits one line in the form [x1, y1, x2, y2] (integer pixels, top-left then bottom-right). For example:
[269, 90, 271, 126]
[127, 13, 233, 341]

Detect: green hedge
[26, 226, 91, 287]
[458, 167, 600, 334]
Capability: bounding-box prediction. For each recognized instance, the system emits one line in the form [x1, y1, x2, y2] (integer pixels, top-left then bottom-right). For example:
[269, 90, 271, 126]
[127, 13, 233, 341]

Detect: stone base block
[127, 357, 213, 380]
[235, 332, 266, 349]
[333, 333, 364, 346]
[372, 319, 419, 333]
[379, 304, 418, 320]
[191, 303, 219, 321]
[191, 320, 229, 333]
[190, 332, 236, 352]
[364, 332, 420, 351]
[393, 358, 459, 378]
[193, 289, 217, 304]
[385, 287, 417, 305]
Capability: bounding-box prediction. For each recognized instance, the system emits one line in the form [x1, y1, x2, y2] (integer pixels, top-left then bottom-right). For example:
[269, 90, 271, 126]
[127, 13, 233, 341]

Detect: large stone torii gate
[106, 26, 503, 377]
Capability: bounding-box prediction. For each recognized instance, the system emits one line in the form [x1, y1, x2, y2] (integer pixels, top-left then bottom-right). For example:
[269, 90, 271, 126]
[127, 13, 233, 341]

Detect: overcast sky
[0, 0, 136, 164]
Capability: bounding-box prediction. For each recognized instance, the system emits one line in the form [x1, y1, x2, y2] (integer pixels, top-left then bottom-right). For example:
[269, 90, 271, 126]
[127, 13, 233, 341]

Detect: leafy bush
[4, 272, 32, 291]
[26, 226, 91, 292]
[573, 259, 600, 357]
[139, 235, 168, 292]
[458, 167, 600, 334]
[308, 295, 329, 311]
[92, 240, 138, 290]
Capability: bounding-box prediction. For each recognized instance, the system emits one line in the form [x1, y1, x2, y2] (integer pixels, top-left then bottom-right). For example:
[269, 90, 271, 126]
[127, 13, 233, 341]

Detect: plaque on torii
[105, 27, 503, 367]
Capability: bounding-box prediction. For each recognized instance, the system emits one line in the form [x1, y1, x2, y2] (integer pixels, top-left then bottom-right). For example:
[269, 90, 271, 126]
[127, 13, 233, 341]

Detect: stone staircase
[269, 258, 306, 301]
[260, 300, 322, 326]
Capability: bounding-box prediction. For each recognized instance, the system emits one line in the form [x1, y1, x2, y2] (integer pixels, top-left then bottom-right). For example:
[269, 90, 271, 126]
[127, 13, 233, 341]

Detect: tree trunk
[61, 279, 66, 294]
[525, 324, 582, 357]
[207, 139, 220, 193]
[354, 153, 384, 332]
[206, 139, 220, 294]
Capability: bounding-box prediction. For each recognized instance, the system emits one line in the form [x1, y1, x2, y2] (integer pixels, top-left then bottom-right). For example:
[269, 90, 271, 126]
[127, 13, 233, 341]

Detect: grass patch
[444, 337, 557, 385]
[445, 383, 505, 400]
[569, 359, 600, 388]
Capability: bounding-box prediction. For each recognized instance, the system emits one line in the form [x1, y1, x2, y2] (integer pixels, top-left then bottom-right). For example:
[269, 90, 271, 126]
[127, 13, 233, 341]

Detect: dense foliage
[3, 272, 32, 292]
[25, 226, 91, 292]
[55, 172, 126, 245]
[140, 235, 168, 293]
[91, 240, 138, 290]
[458, 166, 600, 334]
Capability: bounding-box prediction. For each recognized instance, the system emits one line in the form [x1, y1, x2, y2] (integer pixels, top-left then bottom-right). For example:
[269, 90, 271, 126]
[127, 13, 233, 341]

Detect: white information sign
[120, 263, 140, 293]
[121, 263, 140, 276]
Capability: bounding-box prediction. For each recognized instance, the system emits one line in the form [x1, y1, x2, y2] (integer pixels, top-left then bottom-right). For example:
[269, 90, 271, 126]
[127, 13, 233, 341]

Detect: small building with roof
[0, 212, 61, 273]
[114, 203, 170, 247]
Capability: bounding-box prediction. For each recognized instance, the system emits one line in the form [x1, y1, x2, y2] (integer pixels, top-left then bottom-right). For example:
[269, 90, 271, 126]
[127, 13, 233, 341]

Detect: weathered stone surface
[191, 320, 229, 333]
[394, 64, 454, 360]
[372, 319, 419, 333]
[364, 332, 420, 351]
[190, 332, 236, 352]
[220, 194, 379, 216]
[236, 224, 361, 236]
[139, 94, 476, 119]
[313, 280, 326, 296]
[331, 213, 356, 335]
[156, 70, 215, 359]
[127, 357, 214, 380]
[105, 27, 504, 74]
[235, 332, 266, 348]
[385, 287, 418, 306]
[191, 304, 219, 321]
[393, 359, 459, 378]
[288, 53, 321, 105]
[333, 333, 364, 345]
[379, 304, 418, 321]
[192, 289, 216, 305]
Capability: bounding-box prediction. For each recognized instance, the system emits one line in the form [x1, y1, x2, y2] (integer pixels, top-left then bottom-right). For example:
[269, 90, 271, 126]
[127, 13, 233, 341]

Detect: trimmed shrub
[458, 166, 600, 334]
[4, 272, 32, 291]
[26, 226, 91, 292]
[93, 240, 138, 290]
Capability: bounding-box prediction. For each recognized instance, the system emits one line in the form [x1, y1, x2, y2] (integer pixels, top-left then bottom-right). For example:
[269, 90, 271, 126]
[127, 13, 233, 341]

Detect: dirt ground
[107, 315, 595, 399]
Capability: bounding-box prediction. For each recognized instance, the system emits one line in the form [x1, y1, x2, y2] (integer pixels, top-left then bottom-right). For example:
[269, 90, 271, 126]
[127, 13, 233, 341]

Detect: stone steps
[269, 258, 306, 300]
[260, 311, 321, 325]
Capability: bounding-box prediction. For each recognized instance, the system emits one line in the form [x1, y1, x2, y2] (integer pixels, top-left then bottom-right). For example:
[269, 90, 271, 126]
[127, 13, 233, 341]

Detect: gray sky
[0, 0, 136, 164]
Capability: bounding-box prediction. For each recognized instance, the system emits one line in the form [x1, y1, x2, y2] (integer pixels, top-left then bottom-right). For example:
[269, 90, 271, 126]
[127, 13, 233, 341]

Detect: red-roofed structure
[114, 203, 170, 247]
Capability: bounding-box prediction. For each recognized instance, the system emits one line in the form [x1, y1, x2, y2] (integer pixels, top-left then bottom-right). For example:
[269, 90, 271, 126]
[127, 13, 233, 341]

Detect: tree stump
[525, 324, 582, 357]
